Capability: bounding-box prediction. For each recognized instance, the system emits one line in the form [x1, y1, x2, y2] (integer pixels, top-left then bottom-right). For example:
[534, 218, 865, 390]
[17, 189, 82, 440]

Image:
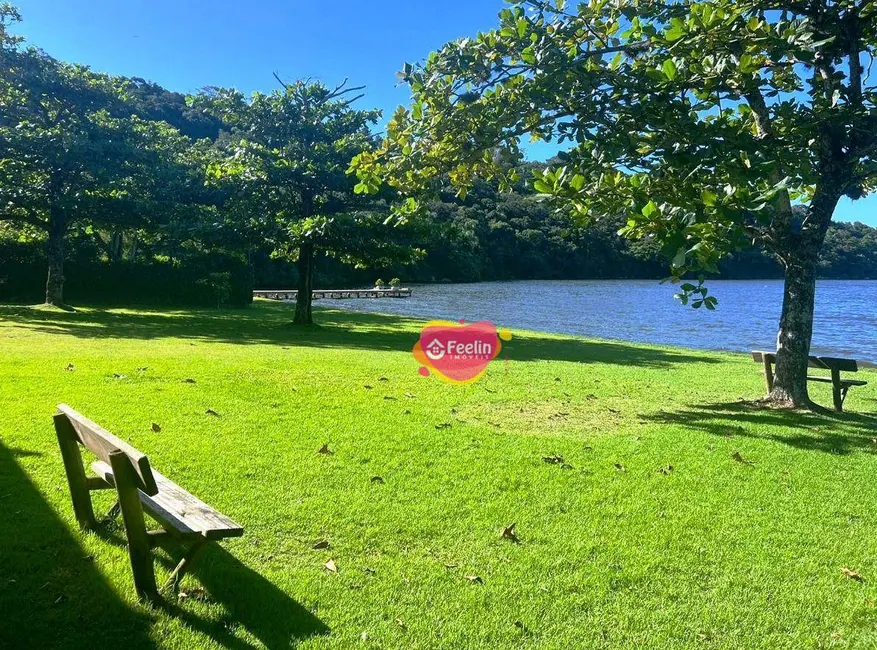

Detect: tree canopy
[352, 0, 877, 406]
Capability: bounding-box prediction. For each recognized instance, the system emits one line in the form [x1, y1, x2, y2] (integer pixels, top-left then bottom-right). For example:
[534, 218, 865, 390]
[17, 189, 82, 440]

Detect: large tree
[0, 12, 200, 307]
[199, 80, 420, 325]
[352, 0, 877, 408]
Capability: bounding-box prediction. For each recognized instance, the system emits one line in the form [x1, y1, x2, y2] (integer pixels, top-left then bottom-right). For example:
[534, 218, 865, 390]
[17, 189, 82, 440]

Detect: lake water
[318, 280, 877, 363]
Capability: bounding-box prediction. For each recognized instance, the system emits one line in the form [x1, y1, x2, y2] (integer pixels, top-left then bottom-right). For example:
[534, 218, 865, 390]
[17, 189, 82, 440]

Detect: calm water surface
[318, 280, 877, 363]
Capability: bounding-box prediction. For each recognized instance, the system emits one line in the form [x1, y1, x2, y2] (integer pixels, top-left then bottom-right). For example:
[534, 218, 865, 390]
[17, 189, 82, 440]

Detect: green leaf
[662, 59, 678, 81]
[672, 247, 686, 268]
[701, 190, 718, 206]
[642, 200, 658, 218]
[570, 174, 585, 191]
[533, 179, 553, 193]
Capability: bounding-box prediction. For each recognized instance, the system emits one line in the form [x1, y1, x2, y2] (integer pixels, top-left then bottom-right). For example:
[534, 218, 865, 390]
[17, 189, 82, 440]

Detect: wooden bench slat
[91, 461, 243, 540]
[752, 351, 860, 373]
[57, 405, 158, 496]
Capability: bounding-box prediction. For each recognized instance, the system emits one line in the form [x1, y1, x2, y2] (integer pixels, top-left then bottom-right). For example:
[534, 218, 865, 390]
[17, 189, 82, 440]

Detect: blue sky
[11, 0, 876, 225]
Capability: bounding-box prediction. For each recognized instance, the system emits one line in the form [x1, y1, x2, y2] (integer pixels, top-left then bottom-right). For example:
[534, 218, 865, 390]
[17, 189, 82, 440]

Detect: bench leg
[762, 358, 774, 394]
[109, 450, 159, 602]
[54, 414, 96, 530]
[831, 370, 843, 412]
[164, 540, 208, 593]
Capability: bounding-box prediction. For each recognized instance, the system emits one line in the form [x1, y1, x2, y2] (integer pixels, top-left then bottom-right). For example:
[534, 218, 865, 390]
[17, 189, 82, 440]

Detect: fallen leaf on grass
[465, 575, 483, 584]
[542, 454, 566, 465]
[136, 367, 148, 372]
[113, 373, 127, 380]
[205, 408, 220, 417]
[395, 618, 406, 630]
[383, 396, 397, 401]
[363, 567, 376, 575]
[312, 540, 331, 550]
[181, 378, 196, 384]
[500, 523, 519, 543]
[444, 563, 459, 569]
[318, 444, 333, 455]
[363, 385, 373, 390]
[658, 465, 674, 475]
[151, 422, 162, 433]
[842, 567, 865, 582]
[370, 476, 385, 484]
[324, 559, 338, 573]
[377, 377, 389, 382]
[614, 463, 627, 472]
[435, 422, 452, 430]
[64, 363, 75, 372]
[514, 620, 531, 633]
[405, 392, 416, 399]
[608, 408, 620, 414]
[731, 451, 754, 465]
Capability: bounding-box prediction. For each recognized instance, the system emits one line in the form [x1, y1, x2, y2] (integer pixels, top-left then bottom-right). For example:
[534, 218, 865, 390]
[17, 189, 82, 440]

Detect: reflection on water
[317, 280, 877, 363]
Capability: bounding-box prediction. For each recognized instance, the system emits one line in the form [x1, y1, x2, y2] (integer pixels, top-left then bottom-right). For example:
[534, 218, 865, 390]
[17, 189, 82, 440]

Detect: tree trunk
[768, 253, 819, 407]
[767, 188, 841, 408]
[45, 208, 67, 307]
[293, 242, 314, 325]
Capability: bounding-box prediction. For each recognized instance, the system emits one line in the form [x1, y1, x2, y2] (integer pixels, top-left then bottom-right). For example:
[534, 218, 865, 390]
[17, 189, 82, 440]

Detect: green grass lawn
[1, 300, 876, 649]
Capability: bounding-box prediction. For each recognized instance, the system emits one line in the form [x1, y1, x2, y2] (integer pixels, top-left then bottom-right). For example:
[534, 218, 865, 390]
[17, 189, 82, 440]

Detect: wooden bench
[53, 404, 243, 601]
[752, 351, 868, 412]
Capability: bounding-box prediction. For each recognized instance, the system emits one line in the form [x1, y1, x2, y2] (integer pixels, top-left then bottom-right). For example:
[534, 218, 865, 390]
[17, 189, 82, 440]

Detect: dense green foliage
[2, 3, 876, 316]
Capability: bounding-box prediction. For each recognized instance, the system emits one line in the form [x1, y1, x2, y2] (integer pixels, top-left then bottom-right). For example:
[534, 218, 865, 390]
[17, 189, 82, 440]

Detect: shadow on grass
[159, 546, 330, 650]
[92, 519, 329, 648]
[0, 301, 720, 368]
[643, 400, 877, 455]
[0, 442, 155, 649]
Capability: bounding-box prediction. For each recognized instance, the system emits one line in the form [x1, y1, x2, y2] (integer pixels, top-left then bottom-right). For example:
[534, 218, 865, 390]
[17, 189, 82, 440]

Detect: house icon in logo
[424, 339, 446, 360]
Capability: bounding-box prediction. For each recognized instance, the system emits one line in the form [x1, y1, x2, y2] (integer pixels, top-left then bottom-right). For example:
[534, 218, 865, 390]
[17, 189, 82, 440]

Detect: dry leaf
[324, 559, 338, 573]
[205, 408, 220, 417]
[363, 385, 373, 390]
[395, 618, 406, 630]
[383, 395, 397, 401]
[614, 463, 627, 472]
[370, 476, 385, 484]
[136, 367, 148, 372]
[405, 392, 416, 399]
[658, 465, 674, 475]
[542, 454, 565, 465]
[312, 540, 331, 550]
[731, 451, 754, 465]
[151, 422, 162, 433]
[465, 575, 483, 584]
[435, 422, 452, 430]
[64, 363, 75, 372]
[182, 378, 196, 384]
[842, 567, 865, 582]
[363, 567, 376, 575]
[113, 373, 126, 380]
[501, 523, 519, 543]
[444, 563, 459, 569]
[318, 443, 333, 455]
[378, 377, 389, 382]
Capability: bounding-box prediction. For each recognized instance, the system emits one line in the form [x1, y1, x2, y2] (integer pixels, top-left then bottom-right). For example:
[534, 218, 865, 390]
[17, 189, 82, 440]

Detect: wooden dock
[254, 288, 412, 301]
